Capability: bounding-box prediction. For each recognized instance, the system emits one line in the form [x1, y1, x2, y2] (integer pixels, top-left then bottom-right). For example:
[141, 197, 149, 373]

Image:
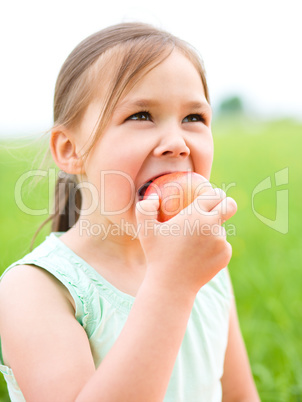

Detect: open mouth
[137, 181, 153, 200]
[137, 173, 170, 200]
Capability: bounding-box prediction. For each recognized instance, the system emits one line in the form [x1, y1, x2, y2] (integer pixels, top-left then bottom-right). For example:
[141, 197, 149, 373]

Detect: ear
[50, 127, 84, 175]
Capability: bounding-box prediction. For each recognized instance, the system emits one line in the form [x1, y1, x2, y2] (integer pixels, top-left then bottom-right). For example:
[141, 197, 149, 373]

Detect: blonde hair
[44, 22, 210, 234]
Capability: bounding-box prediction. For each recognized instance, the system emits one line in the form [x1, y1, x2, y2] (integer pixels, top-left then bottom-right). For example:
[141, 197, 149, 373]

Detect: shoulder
[0, 265, 76, 369]
[0, 264, 76, 321]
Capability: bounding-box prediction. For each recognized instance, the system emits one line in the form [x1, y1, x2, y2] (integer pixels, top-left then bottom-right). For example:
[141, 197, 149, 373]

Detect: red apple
[143, 171, 208, 222]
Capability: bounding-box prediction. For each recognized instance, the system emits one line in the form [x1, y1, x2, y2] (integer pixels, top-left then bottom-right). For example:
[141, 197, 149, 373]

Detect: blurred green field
[0, 118, 301, 401]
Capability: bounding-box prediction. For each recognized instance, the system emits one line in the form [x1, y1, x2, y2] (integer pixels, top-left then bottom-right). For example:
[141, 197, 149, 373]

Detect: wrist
[142, 266, 197, 307]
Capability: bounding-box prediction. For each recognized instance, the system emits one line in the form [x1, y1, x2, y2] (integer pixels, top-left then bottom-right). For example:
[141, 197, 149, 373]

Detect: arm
[0, 191, 236, 401]
[221, 274, 260, 401]
[77, 193, 237, 402]
[0, 264, 196, 402]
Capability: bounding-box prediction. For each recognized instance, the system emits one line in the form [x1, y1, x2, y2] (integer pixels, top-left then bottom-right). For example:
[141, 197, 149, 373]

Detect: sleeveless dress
[0, 232, 233, 402]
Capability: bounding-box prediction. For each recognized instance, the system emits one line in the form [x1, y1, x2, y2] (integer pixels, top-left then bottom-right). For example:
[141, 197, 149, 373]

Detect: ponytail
[31, 171, 82, 250]
[51, 172, 82, 232]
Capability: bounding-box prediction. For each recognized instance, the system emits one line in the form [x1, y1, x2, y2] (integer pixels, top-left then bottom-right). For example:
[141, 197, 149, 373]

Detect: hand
[135, 184, 237, 295]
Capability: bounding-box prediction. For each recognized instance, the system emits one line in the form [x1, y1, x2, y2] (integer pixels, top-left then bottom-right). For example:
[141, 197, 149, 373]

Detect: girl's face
[76, 50, 213, 232]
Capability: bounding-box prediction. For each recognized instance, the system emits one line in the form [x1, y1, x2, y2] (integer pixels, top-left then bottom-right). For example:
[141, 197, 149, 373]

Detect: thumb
[135, 193, 160, 224]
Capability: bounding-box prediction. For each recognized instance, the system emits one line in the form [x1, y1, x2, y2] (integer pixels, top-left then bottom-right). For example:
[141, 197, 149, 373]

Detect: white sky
[0, 0, 301, 136]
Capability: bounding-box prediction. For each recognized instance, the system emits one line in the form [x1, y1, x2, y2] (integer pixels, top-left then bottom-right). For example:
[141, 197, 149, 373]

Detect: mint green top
[0, 232, 232, 401]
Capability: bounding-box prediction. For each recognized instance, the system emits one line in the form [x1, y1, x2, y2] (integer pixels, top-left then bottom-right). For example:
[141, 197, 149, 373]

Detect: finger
[210, 196, 237, 224]
[190, 188, 227, 216]
[135, 193, 160, 223]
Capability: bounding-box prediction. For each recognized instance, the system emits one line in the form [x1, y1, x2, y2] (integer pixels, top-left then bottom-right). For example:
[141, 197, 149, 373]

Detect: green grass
[211, 117, 302, 401]
[0, 117, 301, 401]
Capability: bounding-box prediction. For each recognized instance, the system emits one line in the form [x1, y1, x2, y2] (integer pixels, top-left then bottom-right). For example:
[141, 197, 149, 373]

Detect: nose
[153, 130, 190, 159]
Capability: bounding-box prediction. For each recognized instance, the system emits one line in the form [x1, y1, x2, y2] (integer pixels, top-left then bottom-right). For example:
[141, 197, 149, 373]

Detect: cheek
[192, 138, 214, 180]
[100, 171, 136, 214]
[86, 154, 140, 215]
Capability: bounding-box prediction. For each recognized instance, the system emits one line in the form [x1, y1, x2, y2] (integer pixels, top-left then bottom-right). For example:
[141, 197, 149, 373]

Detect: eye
[182, 114, 205, 123]
[127, 111, 152, 121]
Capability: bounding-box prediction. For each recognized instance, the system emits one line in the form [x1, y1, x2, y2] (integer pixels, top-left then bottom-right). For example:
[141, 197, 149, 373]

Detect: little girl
[0, 23, 259, 401]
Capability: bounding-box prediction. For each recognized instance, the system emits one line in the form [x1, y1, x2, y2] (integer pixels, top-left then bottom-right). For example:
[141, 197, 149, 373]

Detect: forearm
[76, 276, 196, 402]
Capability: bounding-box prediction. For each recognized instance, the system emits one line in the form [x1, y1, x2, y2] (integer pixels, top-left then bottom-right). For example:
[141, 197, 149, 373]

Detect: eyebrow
[185, 101, 211, 112]
[116, 98, 212, 112]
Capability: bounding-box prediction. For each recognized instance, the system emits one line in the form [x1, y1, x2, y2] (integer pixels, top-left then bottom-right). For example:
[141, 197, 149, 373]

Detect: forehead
[117, 50, 207, 108]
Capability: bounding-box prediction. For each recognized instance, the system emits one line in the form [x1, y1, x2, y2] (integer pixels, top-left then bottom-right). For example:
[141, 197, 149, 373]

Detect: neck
[60, 215, 147, 268]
